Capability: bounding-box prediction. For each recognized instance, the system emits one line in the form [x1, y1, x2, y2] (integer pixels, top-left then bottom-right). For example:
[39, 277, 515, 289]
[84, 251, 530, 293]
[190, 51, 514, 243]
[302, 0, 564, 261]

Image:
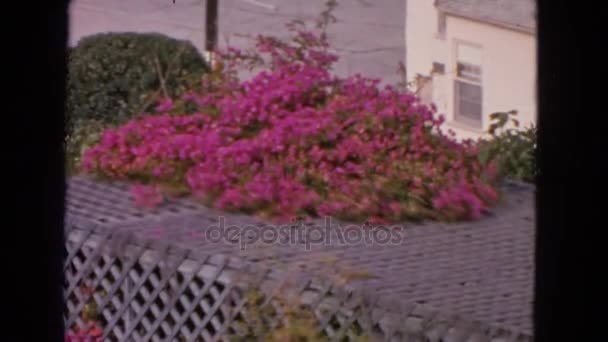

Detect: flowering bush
[65, 118, 110, 174]
[82, 20, 499, 223]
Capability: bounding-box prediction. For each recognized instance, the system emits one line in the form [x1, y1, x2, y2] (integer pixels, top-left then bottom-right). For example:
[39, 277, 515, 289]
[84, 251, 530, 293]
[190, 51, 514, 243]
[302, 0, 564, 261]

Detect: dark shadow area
[535, 1, 602, 341]
[9, 1, 69, 341]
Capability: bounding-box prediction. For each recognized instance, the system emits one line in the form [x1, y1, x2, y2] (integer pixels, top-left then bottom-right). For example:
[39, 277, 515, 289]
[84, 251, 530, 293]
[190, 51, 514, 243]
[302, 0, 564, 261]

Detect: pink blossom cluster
[82, 25, 499, 222]
[65, 285, 103, 342]
[65, 322, 103, 342]
[131, 183, 164, 208]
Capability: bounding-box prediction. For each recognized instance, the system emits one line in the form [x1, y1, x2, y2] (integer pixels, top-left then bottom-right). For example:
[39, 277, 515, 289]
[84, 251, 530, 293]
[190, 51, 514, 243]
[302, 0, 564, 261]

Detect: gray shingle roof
[436, 0, 536, 33]
[66, 176, 535, 335]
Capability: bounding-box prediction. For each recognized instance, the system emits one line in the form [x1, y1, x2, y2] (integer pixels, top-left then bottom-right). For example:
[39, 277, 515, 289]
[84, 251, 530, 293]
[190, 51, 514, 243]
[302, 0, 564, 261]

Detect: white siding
[405, 0, 536, 140]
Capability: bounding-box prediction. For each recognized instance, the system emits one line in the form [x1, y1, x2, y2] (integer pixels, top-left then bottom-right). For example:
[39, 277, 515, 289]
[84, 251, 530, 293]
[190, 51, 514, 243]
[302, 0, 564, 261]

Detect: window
[454, 43, 482, 127]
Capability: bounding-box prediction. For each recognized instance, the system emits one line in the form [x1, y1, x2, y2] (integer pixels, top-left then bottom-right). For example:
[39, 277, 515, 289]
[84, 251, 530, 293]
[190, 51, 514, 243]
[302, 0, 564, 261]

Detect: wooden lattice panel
[64, 223, 531, 342]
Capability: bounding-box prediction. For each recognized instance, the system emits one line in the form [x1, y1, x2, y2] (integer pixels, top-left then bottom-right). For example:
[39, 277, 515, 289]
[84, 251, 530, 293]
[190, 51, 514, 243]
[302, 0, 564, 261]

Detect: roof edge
[438, 7, 536, 35]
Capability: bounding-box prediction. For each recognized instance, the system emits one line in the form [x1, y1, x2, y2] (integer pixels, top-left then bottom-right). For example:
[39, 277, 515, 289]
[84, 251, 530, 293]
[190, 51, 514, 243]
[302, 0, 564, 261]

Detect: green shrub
[66, 32, 209, 127]
[65, 119, 109, 175]
[478, 111, 537, 183]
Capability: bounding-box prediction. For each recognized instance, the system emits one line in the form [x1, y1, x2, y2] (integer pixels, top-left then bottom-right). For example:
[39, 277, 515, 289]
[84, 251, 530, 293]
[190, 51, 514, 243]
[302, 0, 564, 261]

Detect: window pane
[458, 81, 482, 101]
[457, 44, 482, 65]
[459, 100, 482, 120]
[455, 81, 482, 124]
[457, 63, 482, 82]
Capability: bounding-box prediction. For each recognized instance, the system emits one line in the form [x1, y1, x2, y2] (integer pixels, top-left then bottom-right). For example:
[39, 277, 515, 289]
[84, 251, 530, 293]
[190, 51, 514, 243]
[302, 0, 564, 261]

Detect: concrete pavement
[69, 0, 406, 84]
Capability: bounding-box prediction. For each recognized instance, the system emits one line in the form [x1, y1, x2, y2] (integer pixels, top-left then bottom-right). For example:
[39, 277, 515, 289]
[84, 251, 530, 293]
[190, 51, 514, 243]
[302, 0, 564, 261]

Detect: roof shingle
[436, 0, 536, 33]
[65, 176, 535, 335]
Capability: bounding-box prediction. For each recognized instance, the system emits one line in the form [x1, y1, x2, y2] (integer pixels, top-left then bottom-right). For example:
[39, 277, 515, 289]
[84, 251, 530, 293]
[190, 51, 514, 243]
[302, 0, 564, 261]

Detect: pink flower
[156, 98, 173, 113]
[130, 184, 163, 208]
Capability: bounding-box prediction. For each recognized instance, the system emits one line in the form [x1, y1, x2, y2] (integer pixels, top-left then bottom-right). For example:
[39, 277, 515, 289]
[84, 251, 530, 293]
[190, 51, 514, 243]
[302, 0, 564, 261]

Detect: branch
[153, 56, 170, 98]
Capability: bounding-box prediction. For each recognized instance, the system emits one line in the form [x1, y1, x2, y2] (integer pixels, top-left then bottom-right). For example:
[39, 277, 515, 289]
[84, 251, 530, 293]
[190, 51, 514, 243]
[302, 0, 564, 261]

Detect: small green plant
[477, 110, 537, 183]
[232, 289, 327, 342]
[65, 119, 109, 174]
[230, 245, 376, 341]
[232, 283, 374, 342]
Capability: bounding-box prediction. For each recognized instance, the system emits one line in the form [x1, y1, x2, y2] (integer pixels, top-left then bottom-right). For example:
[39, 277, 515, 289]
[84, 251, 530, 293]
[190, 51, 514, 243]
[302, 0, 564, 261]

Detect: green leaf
[488, 123, 499, 136]
[489, 112, 502, 120]
[478, 147, 491, 165]
[498, 115, 508, 128]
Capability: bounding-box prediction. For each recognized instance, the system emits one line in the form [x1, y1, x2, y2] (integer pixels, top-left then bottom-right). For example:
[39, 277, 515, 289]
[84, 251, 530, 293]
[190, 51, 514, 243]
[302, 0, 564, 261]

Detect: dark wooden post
[205, 0, 219, 60]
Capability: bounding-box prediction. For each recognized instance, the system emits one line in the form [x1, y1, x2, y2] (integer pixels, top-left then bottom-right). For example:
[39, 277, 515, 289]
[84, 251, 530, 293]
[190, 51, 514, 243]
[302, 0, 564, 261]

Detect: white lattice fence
[64, 223, 532, 342]
[65, 228, 248, 342]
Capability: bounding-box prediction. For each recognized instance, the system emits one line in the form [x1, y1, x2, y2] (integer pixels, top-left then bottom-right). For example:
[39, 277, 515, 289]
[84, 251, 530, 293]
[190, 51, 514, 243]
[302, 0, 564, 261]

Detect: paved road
[69, 0, 406, 84]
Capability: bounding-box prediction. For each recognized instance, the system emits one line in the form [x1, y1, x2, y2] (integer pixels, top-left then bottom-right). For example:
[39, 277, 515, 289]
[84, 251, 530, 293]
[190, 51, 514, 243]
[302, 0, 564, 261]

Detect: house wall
[405, 0, 446, 82]
[405, 0, 537, 140]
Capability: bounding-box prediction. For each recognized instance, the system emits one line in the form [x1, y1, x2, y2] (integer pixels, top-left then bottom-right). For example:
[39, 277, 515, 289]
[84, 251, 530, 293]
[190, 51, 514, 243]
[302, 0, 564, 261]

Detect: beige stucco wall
[405, 0, 537, 140]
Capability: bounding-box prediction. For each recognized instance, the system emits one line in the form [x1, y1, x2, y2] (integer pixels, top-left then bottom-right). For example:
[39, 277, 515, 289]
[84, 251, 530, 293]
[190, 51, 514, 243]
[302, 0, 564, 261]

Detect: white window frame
[453, 41, 483, 128]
